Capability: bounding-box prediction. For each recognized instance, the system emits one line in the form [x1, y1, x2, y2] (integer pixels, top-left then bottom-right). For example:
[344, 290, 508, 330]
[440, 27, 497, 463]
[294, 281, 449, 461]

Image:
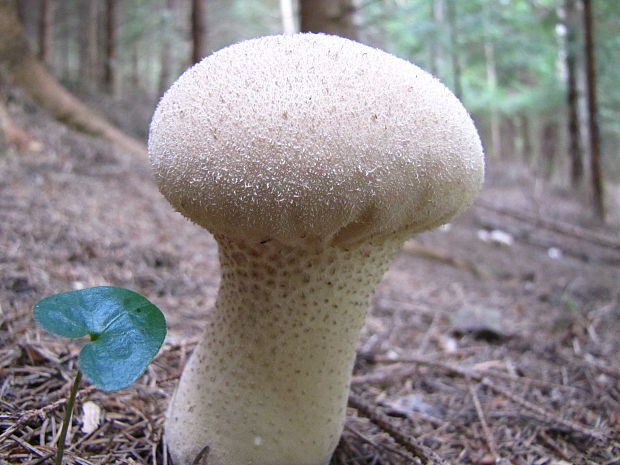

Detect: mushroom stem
[166, 234, 404, 465]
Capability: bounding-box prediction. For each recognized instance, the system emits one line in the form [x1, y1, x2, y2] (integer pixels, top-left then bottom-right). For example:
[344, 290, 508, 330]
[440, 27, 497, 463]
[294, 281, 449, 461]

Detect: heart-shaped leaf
[33, 286, 166, 391]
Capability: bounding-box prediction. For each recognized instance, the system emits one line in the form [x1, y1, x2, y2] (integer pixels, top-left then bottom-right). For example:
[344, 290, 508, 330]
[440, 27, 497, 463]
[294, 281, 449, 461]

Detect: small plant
[33, 286, 167, 465]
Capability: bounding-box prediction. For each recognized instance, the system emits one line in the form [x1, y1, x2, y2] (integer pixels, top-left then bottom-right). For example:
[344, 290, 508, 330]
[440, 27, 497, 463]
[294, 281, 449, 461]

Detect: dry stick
[537, 430, 572, 461]
[345, 423, 416, 463]
[70, 420, 110, 455]
[190, 445, 210, 465]
[582, 357, 620, 379]
[348, 392, 449, 465]
[367, 356, 606, 441]
[478, 377, 606, 441]
[402, 241, 492, 280]
[162, 441, 169, 465]
[354, 356, 577, 392]
[475, 201, 620, 251]
[151, 441, 158, 465]
[468, 384, 499, 461]
[0, 383, 96, 445]
[8, 434, 48, 458]
[337, 432, 367, 464]
[25, 452, 56, 465]
[370, 355, 566, 391]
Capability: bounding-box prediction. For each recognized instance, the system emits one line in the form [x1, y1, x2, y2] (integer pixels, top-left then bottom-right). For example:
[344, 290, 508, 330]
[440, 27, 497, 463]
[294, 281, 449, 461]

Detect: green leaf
[33, 286, 166, 391]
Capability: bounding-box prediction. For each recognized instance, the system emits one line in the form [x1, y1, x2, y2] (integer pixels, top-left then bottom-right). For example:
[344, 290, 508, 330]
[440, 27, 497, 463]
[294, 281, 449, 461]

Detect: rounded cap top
[148, 33, 484, 247]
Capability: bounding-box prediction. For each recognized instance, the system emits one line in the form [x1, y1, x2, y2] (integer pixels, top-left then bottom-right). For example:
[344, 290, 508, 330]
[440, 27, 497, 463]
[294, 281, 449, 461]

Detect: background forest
[1, 1, 619, 464]
[5, 0, 620, 220]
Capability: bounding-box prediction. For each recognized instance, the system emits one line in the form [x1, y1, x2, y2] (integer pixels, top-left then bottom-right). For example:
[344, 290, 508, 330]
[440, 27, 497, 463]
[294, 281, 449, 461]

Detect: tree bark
[79, 0, 99, 91]
[501, 117, 517, 159]
[446, 0, 463, 99]
[191, 0, 207, 64]
[37, 0, 54, 67]
[103, 0, 118, 96]
[542, 118, 559, 178]
[0, 0, 145, 156]
[299, 0, 360, 40]
[158, 0, 175, 95]
[130, 40, 140, 92]
[55, 0, 71, 80]
[581, 0, 605, 220]
[429, 0, 444, 77]
[486, 44, 501, 158]
[280, 0, 296, 35]
[482, 1, 500, 158]
[520, 114, 533, 162]
[564, 0, 584, 187]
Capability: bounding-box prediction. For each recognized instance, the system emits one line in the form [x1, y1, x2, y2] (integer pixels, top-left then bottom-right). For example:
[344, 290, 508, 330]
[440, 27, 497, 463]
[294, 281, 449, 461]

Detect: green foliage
[33, 286, 166, 464]
[363, 0, 618, 177]
[377, 0, 564, 114]
[33, 286, 166, 391]
[595, 0, 620, 165]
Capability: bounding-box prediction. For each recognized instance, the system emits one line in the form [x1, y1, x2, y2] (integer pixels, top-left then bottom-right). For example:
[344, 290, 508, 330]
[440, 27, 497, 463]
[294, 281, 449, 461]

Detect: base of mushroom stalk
[165, 234, 404, 465]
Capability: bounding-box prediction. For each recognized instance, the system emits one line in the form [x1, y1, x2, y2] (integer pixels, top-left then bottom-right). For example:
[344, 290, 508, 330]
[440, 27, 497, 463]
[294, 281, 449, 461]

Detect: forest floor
[1, 93, 619, 465]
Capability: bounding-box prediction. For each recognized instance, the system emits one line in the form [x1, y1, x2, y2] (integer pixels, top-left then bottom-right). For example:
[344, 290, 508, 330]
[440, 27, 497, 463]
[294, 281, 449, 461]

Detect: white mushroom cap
[151, 33, 486, 465]
[149, 33, 484, 247]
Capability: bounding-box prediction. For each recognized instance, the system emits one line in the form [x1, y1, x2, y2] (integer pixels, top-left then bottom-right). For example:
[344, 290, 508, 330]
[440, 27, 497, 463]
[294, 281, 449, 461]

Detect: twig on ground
[345, 422, 417, 463]
[334, 432, 360, 464]
[8, 434, 48, 458]
[402, 240, 493, 280]
[479, 377, 606, 441]
[475, 201, 620, 251]
[190, 445, 209, 465]
[537, 429, 573, 461]
[468, 383, 499, 462]
[353, 355, 578, 392]
[348, 391, 449, 465]
[24, 451, 55, 465]
[358, 355, 607, 442]
[0, 384, 96, 445]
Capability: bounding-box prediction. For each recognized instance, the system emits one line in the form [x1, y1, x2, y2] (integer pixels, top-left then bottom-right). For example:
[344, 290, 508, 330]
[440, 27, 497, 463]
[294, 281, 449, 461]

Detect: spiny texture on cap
[149, 33, 484, 247]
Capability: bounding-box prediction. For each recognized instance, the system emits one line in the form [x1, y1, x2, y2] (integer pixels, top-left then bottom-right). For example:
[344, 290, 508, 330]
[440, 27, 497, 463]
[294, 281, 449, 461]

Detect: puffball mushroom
[149, 33, 484, 465]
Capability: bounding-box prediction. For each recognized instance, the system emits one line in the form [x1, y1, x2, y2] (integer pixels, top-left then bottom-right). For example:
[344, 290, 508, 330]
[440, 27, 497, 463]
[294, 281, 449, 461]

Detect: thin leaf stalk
[54, 370, 82, 465]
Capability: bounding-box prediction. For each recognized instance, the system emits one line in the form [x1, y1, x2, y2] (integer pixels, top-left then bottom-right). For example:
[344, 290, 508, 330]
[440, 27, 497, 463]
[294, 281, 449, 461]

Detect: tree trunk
[482, 1, 500, 158]
[37, 0, 54, 67]
[130, 40, 140, 93]
[581, 0, 605, 220]
[446, 0, 463, 99]
[429, 0, 444, 77]
[520, 114, 533, 162]
[564, 0, 584, 187]
[0, 0, 145, 156]
[486, 46, 501, 158]
[299, 0, 360, 40]
[280, 0, 296, 35]
[103, 0, 118, 96]
[158, 0, 175, 95]
[191, 0, 207, 64]
[79, 0, 99, 91]
[55, 0, 71, 80]
[542, 118, 559, 178]
[501, 117, 516, 159]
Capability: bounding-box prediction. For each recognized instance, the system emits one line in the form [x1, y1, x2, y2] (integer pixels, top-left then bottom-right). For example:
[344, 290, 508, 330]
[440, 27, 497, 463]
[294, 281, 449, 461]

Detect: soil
[1, 93, 619, 464]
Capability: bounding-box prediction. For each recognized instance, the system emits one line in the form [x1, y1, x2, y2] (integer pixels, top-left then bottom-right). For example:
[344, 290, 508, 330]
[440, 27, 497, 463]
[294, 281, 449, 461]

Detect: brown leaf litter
[1, 98, 619, 464]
